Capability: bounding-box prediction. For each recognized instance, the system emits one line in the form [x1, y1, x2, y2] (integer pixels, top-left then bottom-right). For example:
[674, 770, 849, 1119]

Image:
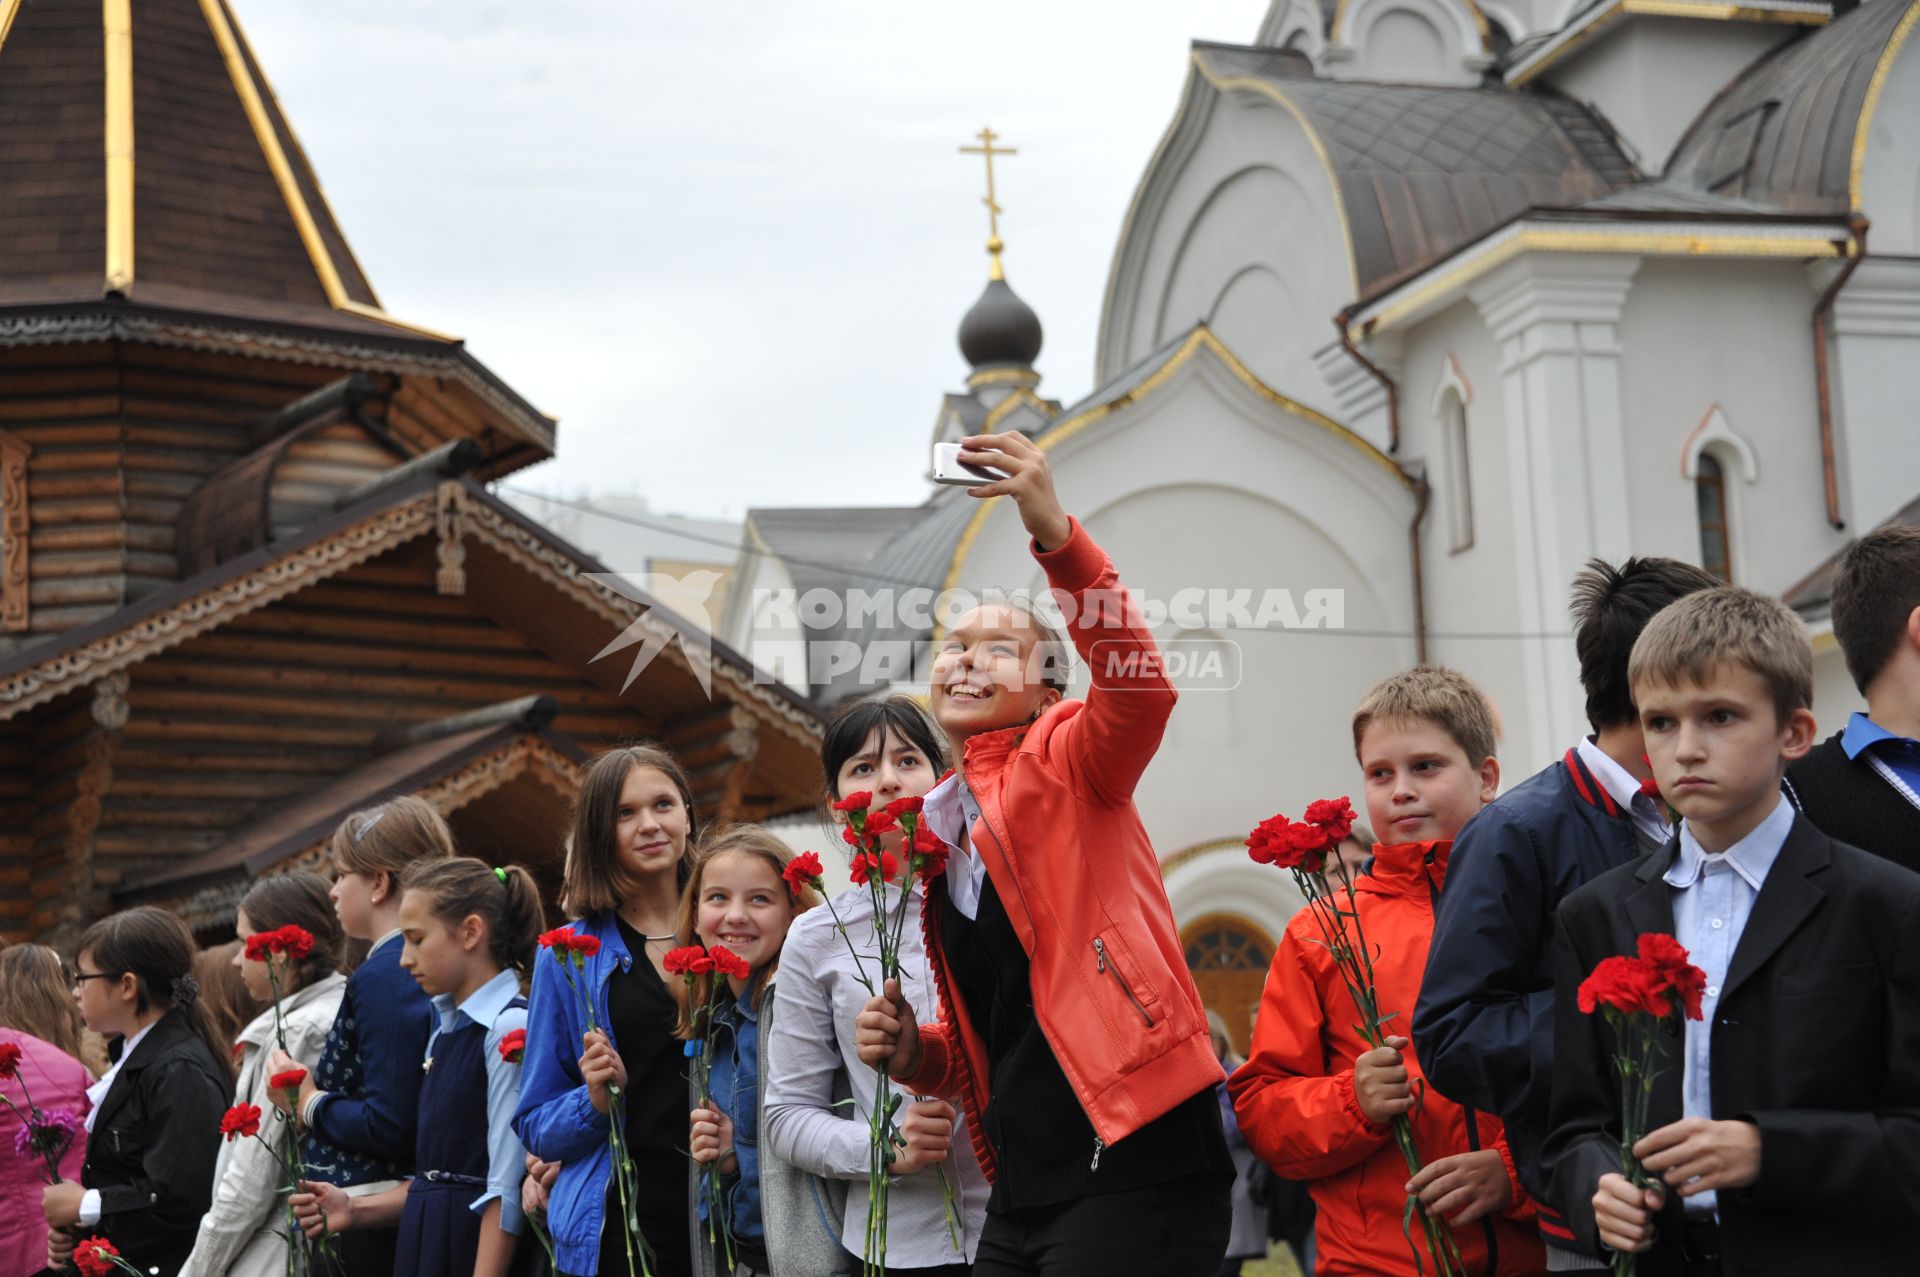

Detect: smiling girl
[180, 873, 347, 1277]
[292, 857, 544, 1277]
[675, 826, 816, 1276]
[512, 746, 702, 1277]
[43, 907, 230, 1277]
[854, 430, 1234, 1276]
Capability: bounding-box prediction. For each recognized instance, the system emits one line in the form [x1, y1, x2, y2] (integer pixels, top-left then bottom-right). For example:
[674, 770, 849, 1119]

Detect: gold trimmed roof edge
[1850, 0, 1920, 210]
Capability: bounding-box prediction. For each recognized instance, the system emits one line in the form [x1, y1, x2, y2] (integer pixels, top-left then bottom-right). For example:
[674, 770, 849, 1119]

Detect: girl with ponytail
[40, 906, 231, 1277]
[292, 858, 545, 1277]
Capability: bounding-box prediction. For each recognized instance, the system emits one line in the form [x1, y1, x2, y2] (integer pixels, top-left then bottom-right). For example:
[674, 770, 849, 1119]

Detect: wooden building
[0, 0, 826, 942]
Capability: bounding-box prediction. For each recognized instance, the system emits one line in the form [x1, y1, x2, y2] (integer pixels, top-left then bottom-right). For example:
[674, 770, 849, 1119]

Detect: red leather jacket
[898, 517, 1223, 1182]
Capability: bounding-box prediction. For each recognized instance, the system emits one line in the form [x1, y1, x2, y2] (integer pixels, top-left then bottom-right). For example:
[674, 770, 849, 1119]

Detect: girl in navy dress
[293, 857, 544, 1277]
[513, 745, 701, 1277]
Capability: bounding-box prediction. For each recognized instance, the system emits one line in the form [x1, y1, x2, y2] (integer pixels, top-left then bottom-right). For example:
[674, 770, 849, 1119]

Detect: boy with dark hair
[1413, 556, 1719, 1269]
[1546, 586, 1920, 1274]
[1785, 524, 1920, 872]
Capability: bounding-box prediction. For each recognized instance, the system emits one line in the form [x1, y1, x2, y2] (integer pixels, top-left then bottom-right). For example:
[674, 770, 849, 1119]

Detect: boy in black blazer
[1545, 586, 1920, 1276]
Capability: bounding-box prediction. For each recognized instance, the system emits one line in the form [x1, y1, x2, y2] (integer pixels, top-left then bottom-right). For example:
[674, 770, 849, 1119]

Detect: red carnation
[863, 811, 899, 838]
[841, 826, 862, 847]
[268, 1068, 307, 1092]
[832, 791, 873, 813]
[244, 925, 315, 962]
[1245, 814, 1290, 866]
[74, 1237, 122, 1277]
[1304, 796, 1357, 842]
[663, 945, 710, 977]
[849, 849, 899, 886]
[219, 1103, 262, 1141]
[537, 927, 574, 951]
[0, 1041, 21, 1080]
[783, 852, 824, 893]
[1636, 933, 1708, 1020]
[499, 1028, 527, 1064]
[709, 945, 751, 981]
[568, 933, 602, 958]
[883, 796, 925, 818]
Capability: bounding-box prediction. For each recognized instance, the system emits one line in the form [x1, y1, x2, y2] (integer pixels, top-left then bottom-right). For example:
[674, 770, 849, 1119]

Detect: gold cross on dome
[959, 126, 1017, 279]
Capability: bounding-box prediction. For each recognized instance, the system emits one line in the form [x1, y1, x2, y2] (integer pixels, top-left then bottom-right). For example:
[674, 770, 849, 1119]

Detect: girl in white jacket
[178, 873, 346, 1277]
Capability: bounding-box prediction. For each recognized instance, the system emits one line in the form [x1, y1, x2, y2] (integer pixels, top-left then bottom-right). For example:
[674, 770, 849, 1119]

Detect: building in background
[728, 0, 1920, 1040]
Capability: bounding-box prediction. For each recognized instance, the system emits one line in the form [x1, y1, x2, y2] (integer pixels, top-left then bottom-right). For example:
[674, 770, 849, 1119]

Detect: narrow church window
[1442, 394, 1473, 552]
[1696, 452, 1732, 582]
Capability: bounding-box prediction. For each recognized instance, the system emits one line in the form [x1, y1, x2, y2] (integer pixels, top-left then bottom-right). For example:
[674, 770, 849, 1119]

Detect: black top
[1786, 731, 1920, 874]
[939, 877, 1230, 1212]
[600, 916, 693, 1277]
[82, 1009, 230, 1277]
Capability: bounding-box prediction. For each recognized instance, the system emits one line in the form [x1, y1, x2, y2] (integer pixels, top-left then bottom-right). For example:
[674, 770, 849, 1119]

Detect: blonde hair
[329, 796, 457, 893]
[1352, 665, 1498, 766]
[671, 825, 818, 1035]
[1629, 586, 1812, 723]
[0, 944, 95, 1072]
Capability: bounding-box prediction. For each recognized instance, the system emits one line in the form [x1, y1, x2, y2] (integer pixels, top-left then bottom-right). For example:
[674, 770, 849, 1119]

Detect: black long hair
[820, 694, 949, 805]
[77, 906, 234, 1078]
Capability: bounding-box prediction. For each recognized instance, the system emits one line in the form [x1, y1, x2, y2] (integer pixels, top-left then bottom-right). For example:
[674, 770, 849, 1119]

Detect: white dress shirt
[922, 772, 989, 921]
[1663, 794, 1794, 1218]
[1577, 736, 1672, 847]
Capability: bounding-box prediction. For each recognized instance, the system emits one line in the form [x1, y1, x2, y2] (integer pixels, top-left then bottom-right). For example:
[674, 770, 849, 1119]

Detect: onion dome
[958, 263, 1044, 372]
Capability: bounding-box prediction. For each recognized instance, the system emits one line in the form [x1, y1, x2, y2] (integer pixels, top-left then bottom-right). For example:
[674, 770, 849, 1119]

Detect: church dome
[958, 274, 1043, 371]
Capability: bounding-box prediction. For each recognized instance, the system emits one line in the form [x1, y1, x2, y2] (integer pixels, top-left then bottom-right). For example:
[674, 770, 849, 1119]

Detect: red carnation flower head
[782, 851, 824, 894]
[841, 825, 863, 847]
[832, 791, 873, 814]
[1577, 955, 1676, 1018]
[243, 925, 315, 964]
[268, 1068, 307, 1093]
[1636, 932, 1708, 1020]
[849, 850, 900, 886]
[0, 1041, 21, 1079]
[912, 838, 951, 882]
[537, 927, 574, 951]
[568, 933, 602, 958]
[498, 1027, 528, 1064]
[709, 945, 752, 981]
[219, 1103, 263, 1141]
[863, 811, 899, 838]
[883, 796, 925, 819]
[662, 945, 709, 977]
[1304, 796, 1357, 843]
[1245, 814, 1291, 866]
[74, 1236, 122, 1277]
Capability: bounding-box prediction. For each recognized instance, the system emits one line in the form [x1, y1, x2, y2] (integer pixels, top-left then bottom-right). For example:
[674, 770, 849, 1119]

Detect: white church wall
[1615, 257, 1849, 597]
[723, 537, 811, 695]
[943, 351, 1417, 917]
[1332, 0, 1488, 86]
[1858, 25, 1920, 258]
[1542, 20, 1795, 174]
[1828, 256, 1920, 534]
[1099, 81, 1356, 429]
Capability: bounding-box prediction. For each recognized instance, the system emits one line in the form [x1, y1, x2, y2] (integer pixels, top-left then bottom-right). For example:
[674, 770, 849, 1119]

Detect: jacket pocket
[1776, 962, 1879, 999]
[1098, 937, 1152, 1036]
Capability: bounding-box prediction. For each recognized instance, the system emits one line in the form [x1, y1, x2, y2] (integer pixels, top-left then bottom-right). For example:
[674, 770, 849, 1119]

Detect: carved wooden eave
[0, 429, 28, 632]
[0, 475, 827, 750]
[0, 303, 555, 461]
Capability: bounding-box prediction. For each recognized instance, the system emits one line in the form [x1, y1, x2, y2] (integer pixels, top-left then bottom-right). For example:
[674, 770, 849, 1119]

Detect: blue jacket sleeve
[512, 950, 612, 1163]
[309, 960, 433, 1165]
[1411, 802, 1555, 1118]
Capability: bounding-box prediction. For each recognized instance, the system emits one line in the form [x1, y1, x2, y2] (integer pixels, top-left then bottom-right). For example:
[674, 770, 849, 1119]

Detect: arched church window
[1696, 452, 1731, 582]
[1183, 913, 1273, 1057]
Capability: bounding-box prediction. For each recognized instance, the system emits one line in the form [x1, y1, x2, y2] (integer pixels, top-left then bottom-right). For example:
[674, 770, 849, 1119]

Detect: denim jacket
[511, 912, 628, 1277]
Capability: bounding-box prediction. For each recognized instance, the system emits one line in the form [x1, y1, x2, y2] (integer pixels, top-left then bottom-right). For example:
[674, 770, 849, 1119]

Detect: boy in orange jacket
[1229, 667, 1544, 1276]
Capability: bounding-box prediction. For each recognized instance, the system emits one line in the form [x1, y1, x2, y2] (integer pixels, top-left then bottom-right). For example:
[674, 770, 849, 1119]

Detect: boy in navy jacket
[1414, 556, 1717, 1267]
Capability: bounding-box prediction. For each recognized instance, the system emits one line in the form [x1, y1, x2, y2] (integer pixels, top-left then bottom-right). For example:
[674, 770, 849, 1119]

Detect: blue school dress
[396, 970, 531, 1277]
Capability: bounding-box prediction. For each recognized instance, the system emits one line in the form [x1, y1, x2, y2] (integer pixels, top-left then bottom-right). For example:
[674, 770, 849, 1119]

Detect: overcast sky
[237, 2, 1267, 520]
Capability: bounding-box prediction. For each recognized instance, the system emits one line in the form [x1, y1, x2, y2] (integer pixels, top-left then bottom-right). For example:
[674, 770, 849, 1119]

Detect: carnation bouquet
[0, 1040, 82, 1186]
[664, 942, 751, 1273]
[537, 926, 654, 1277]
[1246, 796, 1464, 1277]
[828, 791, 957, 1277]
[1575, 933, 1707, 1277]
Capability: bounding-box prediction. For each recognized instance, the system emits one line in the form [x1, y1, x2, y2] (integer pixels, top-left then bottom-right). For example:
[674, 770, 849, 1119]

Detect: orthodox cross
[959, 126, 1017, 279]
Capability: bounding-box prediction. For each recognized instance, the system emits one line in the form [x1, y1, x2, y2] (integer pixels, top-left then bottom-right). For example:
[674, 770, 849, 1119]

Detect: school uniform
[396, 969, 531, 1277]
[76, 1010, 229, 1277]
[1545, 803, 1920, 1274]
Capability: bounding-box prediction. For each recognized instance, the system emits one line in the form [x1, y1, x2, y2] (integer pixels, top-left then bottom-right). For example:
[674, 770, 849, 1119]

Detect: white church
[724, 0, 1920, 1037]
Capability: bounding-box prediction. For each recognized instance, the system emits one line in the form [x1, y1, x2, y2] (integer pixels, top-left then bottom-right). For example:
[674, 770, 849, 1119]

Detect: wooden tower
[0, 0, 825, 941]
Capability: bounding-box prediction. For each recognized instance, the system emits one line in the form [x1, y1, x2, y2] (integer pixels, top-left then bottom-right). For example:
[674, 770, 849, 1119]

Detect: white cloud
[237, 1, 1266, 517]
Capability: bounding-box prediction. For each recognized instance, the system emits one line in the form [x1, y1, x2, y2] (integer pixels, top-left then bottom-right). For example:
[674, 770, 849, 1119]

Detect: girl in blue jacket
[512, 744, 700, 1277]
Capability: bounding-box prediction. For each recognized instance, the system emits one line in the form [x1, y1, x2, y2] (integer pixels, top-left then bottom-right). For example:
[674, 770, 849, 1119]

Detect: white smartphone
[932, 441, 1007, 487]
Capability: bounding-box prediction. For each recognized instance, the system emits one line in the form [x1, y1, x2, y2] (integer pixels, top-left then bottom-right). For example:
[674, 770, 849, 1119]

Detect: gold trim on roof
[1192, 49, 1361, 298]
[940, 326, 1411, 603]
[0, 0, 23, 54]
[103, 0, 134, 294]
[1850, 0, 1920, 211]
[1351, 223, 1854, 340]
[196, 0, 460, 344]
[1509, 0, 1828, 86]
